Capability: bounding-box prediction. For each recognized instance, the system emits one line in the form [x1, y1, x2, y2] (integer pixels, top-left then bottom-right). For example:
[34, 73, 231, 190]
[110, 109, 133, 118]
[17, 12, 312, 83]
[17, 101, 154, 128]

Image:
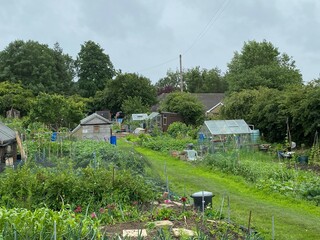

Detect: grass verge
[122, 141, 320, 240]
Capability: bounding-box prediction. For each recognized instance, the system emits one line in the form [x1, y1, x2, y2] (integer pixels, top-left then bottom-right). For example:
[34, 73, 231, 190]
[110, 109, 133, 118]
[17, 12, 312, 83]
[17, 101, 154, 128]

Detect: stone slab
[122, 229, 147, 238]
[172, 228, 195, 237]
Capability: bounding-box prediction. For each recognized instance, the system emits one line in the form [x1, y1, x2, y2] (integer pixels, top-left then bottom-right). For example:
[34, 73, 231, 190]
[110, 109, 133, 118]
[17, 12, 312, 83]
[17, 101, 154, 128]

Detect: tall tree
[0, 40, 74, 95]
[160, 92, 204, 126]
[225, 40, 302, 93]
[184, 66, 227, 93]
[52, 42, 76, 95]
[75, 41, 115, 98]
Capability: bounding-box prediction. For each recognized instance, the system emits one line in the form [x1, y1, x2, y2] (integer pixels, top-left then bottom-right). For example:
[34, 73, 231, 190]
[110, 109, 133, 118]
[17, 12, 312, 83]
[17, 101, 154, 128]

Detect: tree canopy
[75, 41, 115, 98]
[160, 92, 204, 126]
[184, 66, 227, 93]
[225, 40, 303, 93]
[94, 72, 157, 115]
[0, 81, 34, 116]
[155, 67, 227, 94]
[0, 40, 75, 95]
[28, 93, 87, 130]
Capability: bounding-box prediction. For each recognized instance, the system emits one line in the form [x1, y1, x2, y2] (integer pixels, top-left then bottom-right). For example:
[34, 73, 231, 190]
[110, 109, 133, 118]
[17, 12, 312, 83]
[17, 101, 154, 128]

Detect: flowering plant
[180, 196, 187, 211]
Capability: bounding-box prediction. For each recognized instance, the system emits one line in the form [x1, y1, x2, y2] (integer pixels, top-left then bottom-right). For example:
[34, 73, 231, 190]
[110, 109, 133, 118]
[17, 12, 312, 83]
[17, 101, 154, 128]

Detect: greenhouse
[198, 119, 256, 154]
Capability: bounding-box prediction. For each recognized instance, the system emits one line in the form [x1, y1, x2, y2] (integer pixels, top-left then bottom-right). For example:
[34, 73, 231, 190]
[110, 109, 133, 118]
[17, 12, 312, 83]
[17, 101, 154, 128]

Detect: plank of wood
[15, 132, 26, 161]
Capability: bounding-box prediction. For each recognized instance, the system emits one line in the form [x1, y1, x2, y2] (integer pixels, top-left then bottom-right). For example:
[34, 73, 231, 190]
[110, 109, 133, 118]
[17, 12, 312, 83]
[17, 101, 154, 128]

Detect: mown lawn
[122, 141, 320, 240]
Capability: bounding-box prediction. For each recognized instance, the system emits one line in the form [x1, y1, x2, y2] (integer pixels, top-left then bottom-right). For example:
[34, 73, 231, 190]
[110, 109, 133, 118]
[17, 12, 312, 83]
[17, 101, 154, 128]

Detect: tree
[0, 81, 34, 116]
[287, 84, 320, 145]
[0, 40, 75, 95]
[96, 73, 157, 115]
[52, 42, 76, 95]
[155, 70, 182, 95]
[75, 41, 115, 98]
[184, 66, 227, 93]
[121, 96, 150, 116]
[221, 89, 260, 120]
[160, 92, 204, 126]
[28, 93, 87, 130]
[225, 40, 302, 93]
[248, 87, 289, 143]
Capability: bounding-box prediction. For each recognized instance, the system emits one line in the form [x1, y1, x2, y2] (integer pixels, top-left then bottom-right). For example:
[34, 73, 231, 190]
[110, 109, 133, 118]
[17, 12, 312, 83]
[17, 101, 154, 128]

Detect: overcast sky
[1, 0, 319, 84]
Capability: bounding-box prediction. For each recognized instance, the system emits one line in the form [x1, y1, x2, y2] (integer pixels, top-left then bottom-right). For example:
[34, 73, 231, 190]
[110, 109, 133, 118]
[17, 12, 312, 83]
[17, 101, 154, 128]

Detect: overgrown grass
[200, 150, 320, 204]
[122, 141, 320, 240]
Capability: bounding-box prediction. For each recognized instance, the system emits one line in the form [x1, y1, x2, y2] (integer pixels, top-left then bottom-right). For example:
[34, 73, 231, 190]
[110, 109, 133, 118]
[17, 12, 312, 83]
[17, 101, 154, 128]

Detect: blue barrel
[251, 129, 260, 143]
[110, 136, 117, 145]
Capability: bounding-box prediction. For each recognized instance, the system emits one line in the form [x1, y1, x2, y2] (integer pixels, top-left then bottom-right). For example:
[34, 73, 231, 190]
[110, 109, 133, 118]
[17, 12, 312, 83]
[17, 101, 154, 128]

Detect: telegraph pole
[179, 54, 183, 92]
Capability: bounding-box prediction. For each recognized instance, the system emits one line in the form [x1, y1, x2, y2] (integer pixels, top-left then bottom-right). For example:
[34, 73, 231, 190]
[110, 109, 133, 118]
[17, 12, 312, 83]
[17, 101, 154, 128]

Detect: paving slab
[153, 220, 174, 227]
[122, 229, 147, 238]
[172, 228, 195, 237]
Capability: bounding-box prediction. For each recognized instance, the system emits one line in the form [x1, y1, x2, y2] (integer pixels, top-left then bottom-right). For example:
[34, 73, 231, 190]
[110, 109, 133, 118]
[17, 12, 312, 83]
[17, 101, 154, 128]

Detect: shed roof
[0, 122, 16, 144]
[80, 113, 112, 125]
[204, 119, 252, 135]
[132, 113, 148, 121]
[72, 113, 112, 134]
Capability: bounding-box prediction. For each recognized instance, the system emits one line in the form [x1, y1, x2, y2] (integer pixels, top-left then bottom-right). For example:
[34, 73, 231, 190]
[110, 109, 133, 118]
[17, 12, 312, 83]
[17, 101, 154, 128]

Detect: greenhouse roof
[132, 113, 148, 121]
[203, 119, 252, 135]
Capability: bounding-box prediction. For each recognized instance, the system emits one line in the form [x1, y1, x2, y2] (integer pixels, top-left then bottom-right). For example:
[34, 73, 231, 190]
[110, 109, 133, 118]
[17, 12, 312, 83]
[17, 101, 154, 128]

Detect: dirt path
[134, 146, 320, 240]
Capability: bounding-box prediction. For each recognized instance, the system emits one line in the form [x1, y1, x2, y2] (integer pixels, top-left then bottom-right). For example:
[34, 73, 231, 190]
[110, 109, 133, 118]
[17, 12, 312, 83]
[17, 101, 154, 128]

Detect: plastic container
[251, 129, 260, 143]
[297, 156, 308, 164]
[110, 136, 117, 145]
[191, 191, 214, 211]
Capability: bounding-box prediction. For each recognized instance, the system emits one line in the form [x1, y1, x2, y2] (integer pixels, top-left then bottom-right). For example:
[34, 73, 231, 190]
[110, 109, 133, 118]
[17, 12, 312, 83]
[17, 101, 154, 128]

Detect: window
[163, 116, 167, 126]
[93, 125, 100, 133]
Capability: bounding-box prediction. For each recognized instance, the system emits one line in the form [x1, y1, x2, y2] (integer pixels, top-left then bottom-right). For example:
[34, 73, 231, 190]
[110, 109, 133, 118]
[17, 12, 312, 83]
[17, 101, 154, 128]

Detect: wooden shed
[160, 112, 183, 132]
[71, 113, 113, 141]
[0, 122, 17, 168]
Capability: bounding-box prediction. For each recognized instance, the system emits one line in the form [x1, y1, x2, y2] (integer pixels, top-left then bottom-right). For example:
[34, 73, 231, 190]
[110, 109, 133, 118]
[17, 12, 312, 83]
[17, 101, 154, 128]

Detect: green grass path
[132, 146, 320, 240]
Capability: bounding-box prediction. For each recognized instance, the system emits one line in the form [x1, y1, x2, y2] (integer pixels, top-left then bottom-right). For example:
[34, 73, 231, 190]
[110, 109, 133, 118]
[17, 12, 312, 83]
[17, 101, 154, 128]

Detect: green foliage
[0, 139, 157, 212]
[201, 150, 320, 203]
[75, 40, 115, 98]
[155, 67, 227, 94]
[28, 93, 87, 130]
[121, 96, 150, 116]
[25, 139, 148, 174]
[160, 91, 205, 126]
[0, 40, 75, 95]
[0, 207, 101, 239]
[167, 122, 199, 139]
[0, 81, 34, 116]
[184, 66, 227, 93]
[137, 134, 196, 153]
[155, 69, 182, 93]
[0, 164, 156, 211]
[225, 40, 302, 93]
[97, 72, 157, 114]
[221, 89, 260, 120]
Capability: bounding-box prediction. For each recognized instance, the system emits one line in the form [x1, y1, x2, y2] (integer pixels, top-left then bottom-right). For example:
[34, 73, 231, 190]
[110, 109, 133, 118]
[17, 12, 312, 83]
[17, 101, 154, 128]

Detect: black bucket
[191, 191, 214, 211]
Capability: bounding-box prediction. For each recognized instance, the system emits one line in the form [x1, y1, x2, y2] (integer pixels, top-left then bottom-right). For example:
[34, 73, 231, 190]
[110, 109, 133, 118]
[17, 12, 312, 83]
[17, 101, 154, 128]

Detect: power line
[183, 0, 231, 55]
[138, 0, 231, 74]
[137, 56, 178, 72]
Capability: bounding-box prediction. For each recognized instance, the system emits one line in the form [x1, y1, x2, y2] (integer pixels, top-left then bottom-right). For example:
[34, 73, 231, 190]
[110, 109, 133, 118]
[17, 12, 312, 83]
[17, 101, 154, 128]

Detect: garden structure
[199, 119, 254, 154]
[0, 122, 17, 170]
[71, 113, 113, 141]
